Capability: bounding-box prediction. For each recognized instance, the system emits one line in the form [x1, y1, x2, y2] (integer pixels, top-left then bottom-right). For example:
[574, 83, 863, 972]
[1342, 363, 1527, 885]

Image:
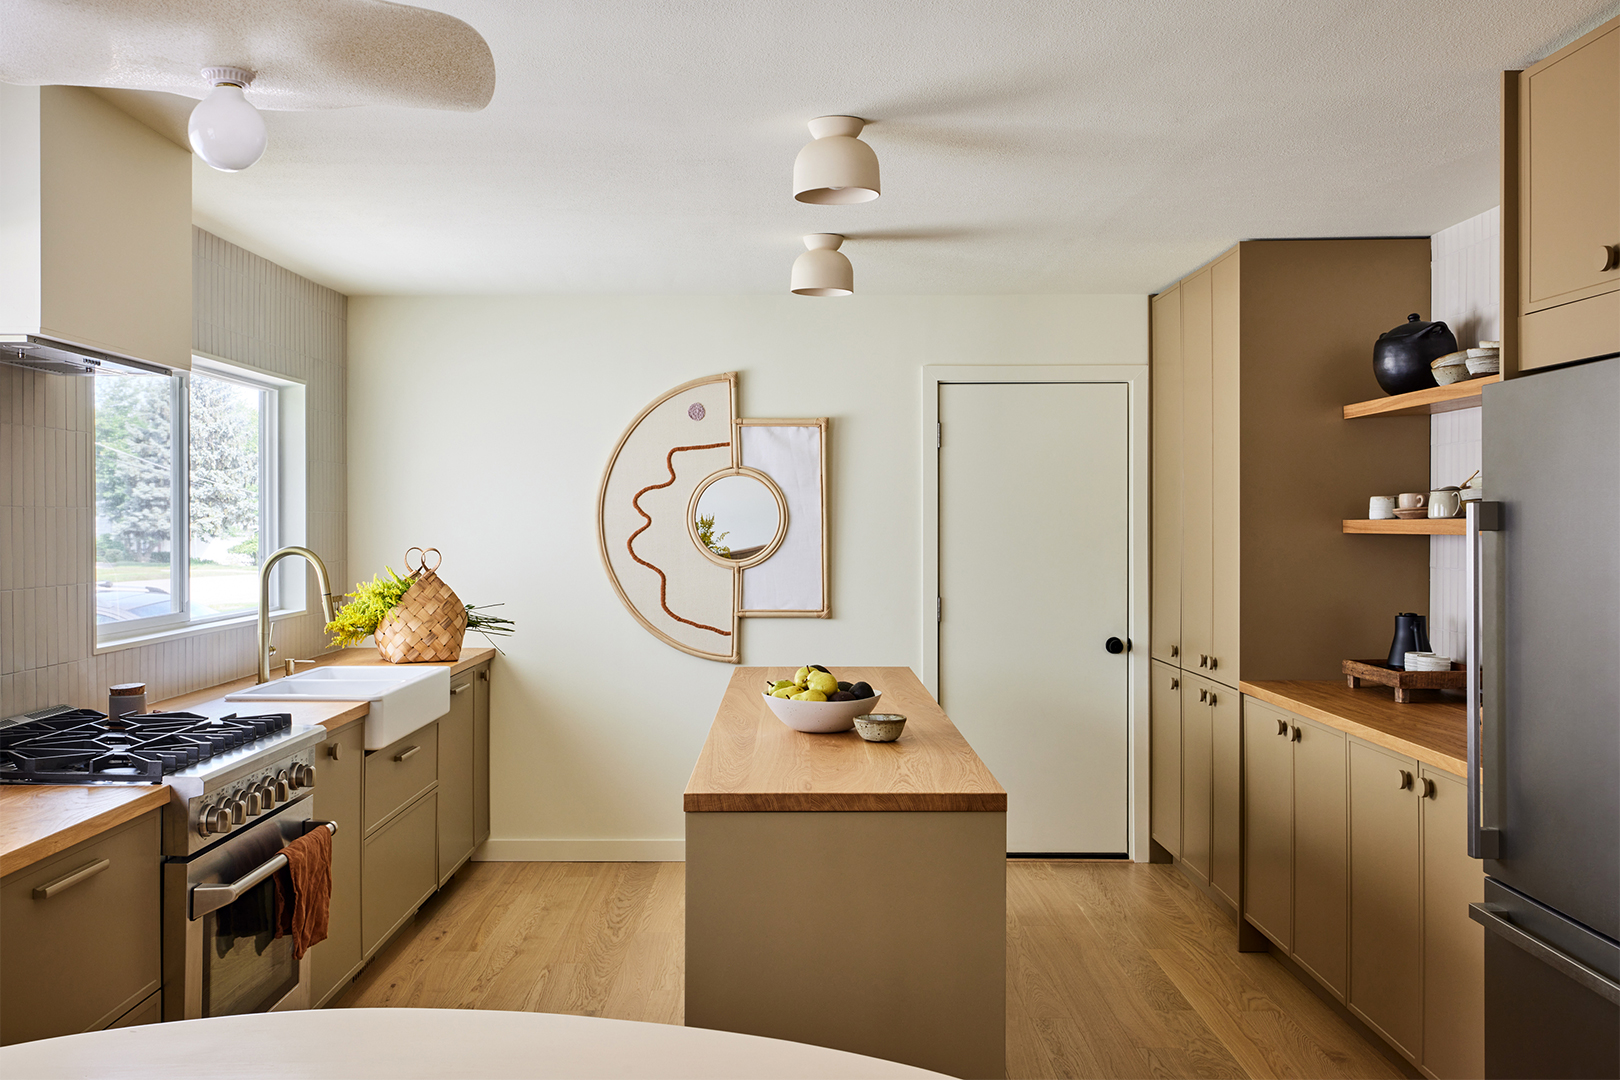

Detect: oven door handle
[189, 820, 337, 921]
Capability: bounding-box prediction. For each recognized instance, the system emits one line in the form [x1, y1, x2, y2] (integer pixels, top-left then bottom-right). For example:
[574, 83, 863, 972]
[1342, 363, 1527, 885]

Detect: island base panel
[686, 810, 1006, 1080]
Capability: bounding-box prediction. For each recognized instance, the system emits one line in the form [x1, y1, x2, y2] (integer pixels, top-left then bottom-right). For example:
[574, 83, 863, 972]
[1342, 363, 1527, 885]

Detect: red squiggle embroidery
[628, 442, 733, 637]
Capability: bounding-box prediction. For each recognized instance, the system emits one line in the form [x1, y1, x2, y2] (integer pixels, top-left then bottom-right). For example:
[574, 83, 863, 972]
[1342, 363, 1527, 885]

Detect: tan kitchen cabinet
[1179, 672, 1215, 884]
[1209, 681, 1241, 909]
[1292, 716, 1348, 999]
[1150, 660, 1182, 857]
[1243, 699, 1294, 947]
[362, 790, 439, 959]
[473, 664, 491, 846]
[1420, 767, 1485, 1080]
[1242, 697, 1349, 998]
[437, 672, 478, 886]
[1348, 738, 1423, 1060]
[1151, 289, 1184, 666]
[1508, 17, 1620, 373]
[310, 721, 365, 1008]
[1178, 268, 1215, 675]
[0, 811, 161, 1045]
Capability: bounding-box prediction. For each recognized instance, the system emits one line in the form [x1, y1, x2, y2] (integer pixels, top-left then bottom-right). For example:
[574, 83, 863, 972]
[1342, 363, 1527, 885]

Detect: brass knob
[1169, 678, 1179, 691]
[245, 788, 263, 815]
[1597, 244, 1619, 273]
[1291, 724, 1302, 742]
[1398, 769, 1413, 791]
[1277, 718, 1287, 736]
[279, 768, 296, 791]
[1419, 777, 1436, 799]
[1170, 644, 1179, 658]
[1199, 688, 1208, 702]
[1208, 656, 1219, 670]
[1200, 654, 1209, 668]
[1208, 692, 1218, 707]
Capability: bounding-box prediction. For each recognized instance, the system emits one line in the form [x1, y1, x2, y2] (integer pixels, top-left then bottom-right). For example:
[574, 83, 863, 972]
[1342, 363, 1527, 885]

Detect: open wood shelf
[1343, 518, 1466, 535]
[1343, 374, 1500, 419]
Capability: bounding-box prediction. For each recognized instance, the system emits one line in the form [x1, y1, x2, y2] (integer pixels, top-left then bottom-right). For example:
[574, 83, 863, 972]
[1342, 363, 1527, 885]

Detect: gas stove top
[0, 706, 297, 785]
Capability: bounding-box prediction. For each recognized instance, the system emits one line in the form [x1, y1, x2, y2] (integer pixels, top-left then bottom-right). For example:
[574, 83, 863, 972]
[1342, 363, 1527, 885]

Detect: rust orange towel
[273, 826, 332, 959]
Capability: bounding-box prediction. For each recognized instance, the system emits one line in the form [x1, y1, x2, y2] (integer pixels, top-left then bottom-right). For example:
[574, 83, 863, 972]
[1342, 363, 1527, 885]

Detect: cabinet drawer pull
[1418, 777, 1436, 799]
[452, 682, 472, 696]
[394, 745, 422, 763]
[1291, 723, 1302, 742]
[327, 742, 341, 760]
[33, 858, 111, 899]
[1170, 644, 1179, 658]
[1199, 654, 1209, 668]
[1276, 718, 1287, 736]
[1169, 678, 1179, 691]
[1208, 692, 1218, 707]
[1208, 656, 1219, 670]
[1199, 688, 1208, 703]
[1397, 768, 1413, 791]
[1598, 244, 1619, 273]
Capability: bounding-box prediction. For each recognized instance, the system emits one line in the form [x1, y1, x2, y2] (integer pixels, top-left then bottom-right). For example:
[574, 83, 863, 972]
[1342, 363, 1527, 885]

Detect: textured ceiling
[79, 1, 1620, 295]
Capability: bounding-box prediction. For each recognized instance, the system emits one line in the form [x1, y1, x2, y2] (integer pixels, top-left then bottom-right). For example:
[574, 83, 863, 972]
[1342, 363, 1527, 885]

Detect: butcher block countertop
[1240, 679, 1468, 777]
[685, 666, 1006, 813]
[1, 647, 496, 876]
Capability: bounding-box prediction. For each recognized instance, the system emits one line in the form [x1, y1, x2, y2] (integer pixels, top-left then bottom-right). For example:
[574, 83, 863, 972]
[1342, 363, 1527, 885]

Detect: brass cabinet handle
[1170, 644, 1179, 658]
[452, 682, 472, 696]
[1418, 777, 1436, 799]
[395, 745, 422, 763]
[34, 859, 111, 900]
[479, 669, 489, 682]
[1208, 692, 1218, 707]
[1291, 723, 1302, 742]
[1169, 678, 1179, 690]
[1199, 654, 1209, 668]
[1199, 688, 1208, 702]
[1398, 768, 1413, 791]
[1208, 656, 1219, 670]
[1597, 244, 1619, 273]
[327, 742, 340, 760]
[1276, 718, 1288, 737]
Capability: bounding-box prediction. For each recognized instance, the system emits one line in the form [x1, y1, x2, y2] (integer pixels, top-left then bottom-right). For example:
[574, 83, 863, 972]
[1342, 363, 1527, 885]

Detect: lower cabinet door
[1421, 768, 1485, 1080]
[1348, 738, 1422, 1060]
[362, 791, 439, 959]
[310, 722, 365, 1007]
[1209, 684, 1242, 908]
[1150, 661, 1183, 857]
[1292, 716, 1348, 999]
[1180, 674, 1215, 883]
[1242, 699, 1293, 947]
[437, 675, 477, 887]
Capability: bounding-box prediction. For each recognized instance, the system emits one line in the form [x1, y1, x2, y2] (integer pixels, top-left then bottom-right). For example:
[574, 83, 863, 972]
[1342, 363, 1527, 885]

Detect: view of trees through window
[94, 368, 267, 628]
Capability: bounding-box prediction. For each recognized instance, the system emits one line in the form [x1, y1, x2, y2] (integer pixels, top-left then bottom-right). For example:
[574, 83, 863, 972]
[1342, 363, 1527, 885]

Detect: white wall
[1429, 207, 1498, 661]
[346, 294, 1147, 858]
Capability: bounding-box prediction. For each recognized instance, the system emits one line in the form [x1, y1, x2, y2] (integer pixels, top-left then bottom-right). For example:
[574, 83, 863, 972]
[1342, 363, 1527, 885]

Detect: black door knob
[1105, 637, 1127, 654]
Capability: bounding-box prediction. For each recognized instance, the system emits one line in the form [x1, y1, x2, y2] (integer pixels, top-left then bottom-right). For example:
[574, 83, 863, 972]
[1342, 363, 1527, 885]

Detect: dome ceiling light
[791, 234, 854, 297]
[189, 68, 268, 172]
[792, 116, 880, 205]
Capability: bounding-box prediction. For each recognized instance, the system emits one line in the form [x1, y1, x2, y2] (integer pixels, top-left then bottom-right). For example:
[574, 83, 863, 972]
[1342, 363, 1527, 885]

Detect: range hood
[1, 84, 192, 375]
[0, 335, 169, 377]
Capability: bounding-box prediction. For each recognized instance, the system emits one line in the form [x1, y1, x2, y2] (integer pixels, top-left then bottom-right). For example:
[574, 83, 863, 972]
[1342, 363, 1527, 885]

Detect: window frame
[93, 354, 308, 652]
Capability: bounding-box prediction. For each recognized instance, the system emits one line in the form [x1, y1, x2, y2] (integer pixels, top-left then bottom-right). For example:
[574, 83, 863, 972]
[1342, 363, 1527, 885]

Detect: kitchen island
[684, 667, 1006, 1080]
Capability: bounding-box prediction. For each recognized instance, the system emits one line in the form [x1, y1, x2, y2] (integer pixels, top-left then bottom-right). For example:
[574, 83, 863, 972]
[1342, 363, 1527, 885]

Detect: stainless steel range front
[1, 706, 332, 1020]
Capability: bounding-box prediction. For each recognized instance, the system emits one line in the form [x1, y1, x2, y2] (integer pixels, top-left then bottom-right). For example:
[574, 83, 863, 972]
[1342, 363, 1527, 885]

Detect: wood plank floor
[336, 860, 1402, 1080]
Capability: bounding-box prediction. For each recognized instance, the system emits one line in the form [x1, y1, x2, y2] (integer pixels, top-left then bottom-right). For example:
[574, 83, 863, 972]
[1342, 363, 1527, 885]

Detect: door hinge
[936, 421, 942, 449]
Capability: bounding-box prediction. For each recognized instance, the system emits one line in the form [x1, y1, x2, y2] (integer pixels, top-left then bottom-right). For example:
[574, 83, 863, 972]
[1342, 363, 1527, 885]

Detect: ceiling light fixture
[790, 234, 853, 296]
[792, 116, 880, 204]
[188, 67, 268, 172]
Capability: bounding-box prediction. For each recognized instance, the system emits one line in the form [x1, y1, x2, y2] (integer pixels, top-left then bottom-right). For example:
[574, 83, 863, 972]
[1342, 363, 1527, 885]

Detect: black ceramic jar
[1373, 314, 1458, 396]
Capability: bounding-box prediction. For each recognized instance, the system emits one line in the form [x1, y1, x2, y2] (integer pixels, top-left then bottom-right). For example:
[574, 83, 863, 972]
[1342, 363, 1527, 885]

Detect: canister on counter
[108, 682, 147, 717]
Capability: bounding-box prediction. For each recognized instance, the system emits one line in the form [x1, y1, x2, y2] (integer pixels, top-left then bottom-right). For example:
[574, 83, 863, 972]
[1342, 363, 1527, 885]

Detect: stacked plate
[1431, 349, 1471, 385]
[1402, 652, 1453, 672]
[1466, 341, 1501, 376]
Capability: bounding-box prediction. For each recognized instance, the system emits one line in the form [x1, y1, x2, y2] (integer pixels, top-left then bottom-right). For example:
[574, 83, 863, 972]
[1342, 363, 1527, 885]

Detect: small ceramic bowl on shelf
[1465, 348, 1501, 376]
[1431, 350, 1471, 385]
[1392, 507, 1430, 520]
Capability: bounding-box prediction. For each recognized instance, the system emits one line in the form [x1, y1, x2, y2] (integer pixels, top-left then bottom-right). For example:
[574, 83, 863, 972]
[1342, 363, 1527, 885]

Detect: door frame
[922, 365, 1151, 861]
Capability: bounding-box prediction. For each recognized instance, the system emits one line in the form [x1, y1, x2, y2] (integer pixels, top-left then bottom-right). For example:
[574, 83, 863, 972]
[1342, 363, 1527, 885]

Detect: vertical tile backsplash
[1428, 206, 1497, 661]
[0, 229, 347, 716]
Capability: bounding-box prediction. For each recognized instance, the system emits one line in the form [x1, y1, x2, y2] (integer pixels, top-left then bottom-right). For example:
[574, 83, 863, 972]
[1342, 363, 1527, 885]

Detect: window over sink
[94, 355, 306, 648]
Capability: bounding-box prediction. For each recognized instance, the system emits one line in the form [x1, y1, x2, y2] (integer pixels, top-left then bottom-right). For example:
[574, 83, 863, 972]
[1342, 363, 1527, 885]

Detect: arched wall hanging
[596, 372, 829, 663]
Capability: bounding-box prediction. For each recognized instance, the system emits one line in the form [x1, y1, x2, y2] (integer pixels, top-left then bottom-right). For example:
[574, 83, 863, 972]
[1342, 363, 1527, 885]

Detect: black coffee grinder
[1387, 612, 1431, 669]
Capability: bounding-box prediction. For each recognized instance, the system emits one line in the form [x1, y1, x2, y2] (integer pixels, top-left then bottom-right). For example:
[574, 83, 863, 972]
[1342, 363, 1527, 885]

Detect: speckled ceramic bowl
[853, 713, 907, 742]
[762, 691, 883, 733]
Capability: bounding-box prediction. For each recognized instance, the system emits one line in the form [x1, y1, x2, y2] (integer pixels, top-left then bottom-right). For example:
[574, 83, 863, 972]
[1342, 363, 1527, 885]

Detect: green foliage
[326, 568, 414, 648]
[229, 535, 259, 560]
[696, 514, 730, 556]
[188, 372, 259, 546]
[95, 375, 173, 562]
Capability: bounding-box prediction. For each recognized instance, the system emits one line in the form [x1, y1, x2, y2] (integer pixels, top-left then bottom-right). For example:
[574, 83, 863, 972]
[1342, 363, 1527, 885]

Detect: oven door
[163, 794, 322, 1021]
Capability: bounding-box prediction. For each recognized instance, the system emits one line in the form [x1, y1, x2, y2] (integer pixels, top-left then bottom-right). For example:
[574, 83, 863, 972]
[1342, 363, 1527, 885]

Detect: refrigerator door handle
[1467, 500, 1502, 859]
[1470, 903, 1620, 1005]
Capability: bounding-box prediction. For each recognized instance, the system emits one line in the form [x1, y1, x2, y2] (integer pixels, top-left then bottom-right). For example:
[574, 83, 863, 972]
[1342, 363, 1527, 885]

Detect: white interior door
[938, 381, 1130, 854]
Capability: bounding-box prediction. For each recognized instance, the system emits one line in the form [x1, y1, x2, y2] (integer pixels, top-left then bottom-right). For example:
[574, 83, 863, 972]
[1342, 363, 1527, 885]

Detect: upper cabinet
[1150, 240, 1433, 690]
[1506, 18, 1620, 373]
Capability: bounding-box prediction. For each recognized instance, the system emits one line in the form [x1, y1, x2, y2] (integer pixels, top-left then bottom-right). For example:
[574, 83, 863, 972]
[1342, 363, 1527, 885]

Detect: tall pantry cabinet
[1149, 239, 1434, 908]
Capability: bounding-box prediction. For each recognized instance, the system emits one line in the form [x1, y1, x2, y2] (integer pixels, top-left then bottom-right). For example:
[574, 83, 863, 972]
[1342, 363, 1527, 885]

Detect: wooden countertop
[0, 647, 497, 877]
[685, 667, 1006, 813]
[0, 785, 170, 879]
[1240, 679, 1468, 776]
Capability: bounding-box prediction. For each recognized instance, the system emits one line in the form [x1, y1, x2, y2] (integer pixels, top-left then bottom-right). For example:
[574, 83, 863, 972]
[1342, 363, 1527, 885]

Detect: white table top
[0, 1008, 949, 1079]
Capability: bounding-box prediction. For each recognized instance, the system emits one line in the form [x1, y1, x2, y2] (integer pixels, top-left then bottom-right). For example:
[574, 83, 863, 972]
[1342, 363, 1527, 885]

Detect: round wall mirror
[689, 470, 787, 568]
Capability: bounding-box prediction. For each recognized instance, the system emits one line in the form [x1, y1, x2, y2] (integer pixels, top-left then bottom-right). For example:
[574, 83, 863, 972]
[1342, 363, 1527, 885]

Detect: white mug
[1369, 495, 1397, 520]
[1429, 488, 1462, 518]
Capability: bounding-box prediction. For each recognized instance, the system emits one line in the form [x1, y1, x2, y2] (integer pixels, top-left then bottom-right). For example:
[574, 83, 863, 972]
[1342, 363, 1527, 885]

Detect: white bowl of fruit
[761, 666, 882, 734]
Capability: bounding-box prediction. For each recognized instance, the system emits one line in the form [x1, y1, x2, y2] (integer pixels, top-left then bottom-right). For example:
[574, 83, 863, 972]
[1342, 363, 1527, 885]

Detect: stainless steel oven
[162, 789, 333, 1020]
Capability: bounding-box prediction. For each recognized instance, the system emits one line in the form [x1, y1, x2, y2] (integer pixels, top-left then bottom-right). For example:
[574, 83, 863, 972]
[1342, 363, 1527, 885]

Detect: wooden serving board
[1343, 658, 1466, 703]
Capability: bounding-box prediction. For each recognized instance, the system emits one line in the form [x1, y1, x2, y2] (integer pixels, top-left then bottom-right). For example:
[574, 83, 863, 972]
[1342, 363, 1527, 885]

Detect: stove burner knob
[274, 777, 291, 802]
[278, 768, 295, 790]
[293, 764, 316, 789]
[258, 780, 277, 811]
[212, 806, 233, 834]
[245, 788, 263, 816]
[230, 797, 248, 825]
[196, 803, 218, 837]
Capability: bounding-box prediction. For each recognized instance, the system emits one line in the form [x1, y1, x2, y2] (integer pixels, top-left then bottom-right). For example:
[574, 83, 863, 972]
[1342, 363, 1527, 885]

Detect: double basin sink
[226, 664, 451, 750]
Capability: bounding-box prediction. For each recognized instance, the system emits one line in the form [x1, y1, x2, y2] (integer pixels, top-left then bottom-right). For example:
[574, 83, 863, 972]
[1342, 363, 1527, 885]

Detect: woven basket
[374, 548, 467, 664]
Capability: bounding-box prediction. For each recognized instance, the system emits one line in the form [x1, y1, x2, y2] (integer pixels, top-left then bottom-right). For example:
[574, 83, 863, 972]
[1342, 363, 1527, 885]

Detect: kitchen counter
[684, 666, 1006, 812]
[685, 666, 1005, 1078]
[0, 647, 496, 876]
[1240, 679, 1467, 776]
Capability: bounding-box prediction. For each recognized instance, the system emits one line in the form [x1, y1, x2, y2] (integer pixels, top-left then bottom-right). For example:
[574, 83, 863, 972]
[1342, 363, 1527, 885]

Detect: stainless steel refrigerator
[1471, 354, 1619, 1079]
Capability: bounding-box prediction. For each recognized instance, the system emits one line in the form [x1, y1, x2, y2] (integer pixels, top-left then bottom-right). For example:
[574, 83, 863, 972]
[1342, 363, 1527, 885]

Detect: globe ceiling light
[792, 116, 880, 205]
[790, 234, 853, 297]
[188, 67, 268, 172]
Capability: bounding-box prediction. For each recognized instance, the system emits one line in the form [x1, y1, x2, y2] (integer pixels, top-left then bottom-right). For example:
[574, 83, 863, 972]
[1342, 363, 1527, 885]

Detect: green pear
[772, 686, 796, 699]
[791, 689, 828, 702]
[806, 671, 838, 695]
